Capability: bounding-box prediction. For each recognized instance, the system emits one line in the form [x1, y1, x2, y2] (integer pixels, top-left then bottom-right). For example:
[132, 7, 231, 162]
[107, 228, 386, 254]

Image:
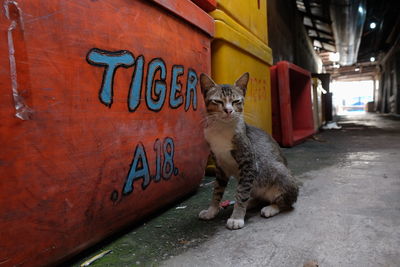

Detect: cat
[198, 72, 299, 230]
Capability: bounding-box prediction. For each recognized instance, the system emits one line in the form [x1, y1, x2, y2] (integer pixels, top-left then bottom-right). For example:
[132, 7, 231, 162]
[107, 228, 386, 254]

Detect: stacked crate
[209, 0, 273, 134]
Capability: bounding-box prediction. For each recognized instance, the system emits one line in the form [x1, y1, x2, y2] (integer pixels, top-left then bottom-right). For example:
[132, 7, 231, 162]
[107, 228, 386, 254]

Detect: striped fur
[199, 73, 299, 230]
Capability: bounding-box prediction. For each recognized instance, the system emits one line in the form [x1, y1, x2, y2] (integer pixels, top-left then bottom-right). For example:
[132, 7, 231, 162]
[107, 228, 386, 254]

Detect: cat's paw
[226, 218, 245, 230]
[198, 207, 219, 220]
[261, 205, 280, 218]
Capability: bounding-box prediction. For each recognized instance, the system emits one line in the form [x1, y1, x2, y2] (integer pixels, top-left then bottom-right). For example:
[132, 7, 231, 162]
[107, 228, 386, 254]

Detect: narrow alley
[2, 1, 400, 266]
[163, 114, 400, 266]
[70, 114, 400, 266]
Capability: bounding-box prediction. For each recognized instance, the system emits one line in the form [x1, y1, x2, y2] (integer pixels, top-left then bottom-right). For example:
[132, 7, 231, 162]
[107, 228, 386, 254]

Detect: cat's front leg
[226, 172, 254, 229]
[199, 167, 228, 220]
[227, 136, 257, 230]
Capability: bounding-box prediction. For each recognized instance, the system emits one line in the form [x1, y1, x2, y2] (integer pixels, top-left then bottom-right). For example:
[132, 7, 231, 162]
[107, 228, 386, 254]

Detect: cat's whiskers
[198, 113, 220, 127]
[242, 112, 257, 119]
[198, 116, 211, 127]
[242, 113, 258, 122]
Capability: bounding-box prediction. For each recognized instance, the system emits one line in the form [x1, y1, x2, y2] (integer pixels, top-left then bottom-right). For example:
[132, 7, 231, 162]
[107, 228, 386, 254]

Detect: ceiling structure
[296, 0, 336, 53]
[296, 0, 400, 80]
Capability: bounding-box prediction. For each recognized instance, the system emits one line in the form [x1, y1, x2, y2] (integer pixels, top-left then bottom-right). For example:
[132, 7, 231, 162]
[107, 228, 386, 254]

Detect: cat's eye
[232, 100, 242, 105]
[211, 100, 223, 105]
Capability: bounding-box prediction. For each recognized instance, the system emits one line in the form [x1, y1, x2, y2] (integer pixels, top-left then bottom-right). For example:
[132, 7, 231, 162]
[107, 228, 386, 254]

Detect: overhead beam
[311, 36, 335, 44]
[303, 0, 320, 40]
[320, 47, 336, 52]
[299, 10, 332, 24]
[305, 25, 333, 37]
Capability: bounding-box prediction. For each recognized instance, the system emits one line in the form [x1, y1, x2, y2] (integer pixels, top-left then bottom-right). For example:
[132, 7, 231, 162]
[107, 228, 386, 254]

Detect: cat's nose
[224, 108, 233, 114]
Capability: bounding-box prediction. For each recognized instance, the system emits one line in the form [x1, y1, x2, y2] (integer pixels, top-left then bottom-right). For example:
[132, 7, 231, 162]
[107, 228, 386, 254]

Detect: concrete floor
[71, 114, 400, 267]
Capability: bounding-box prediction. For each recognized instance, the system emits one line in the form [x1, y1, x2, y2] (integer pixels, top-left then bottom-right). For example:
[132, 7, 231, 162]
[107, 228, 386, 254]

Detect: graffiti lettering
[185, 68, 198, 111]
[146, 58, 167, 111]
[123, 137, 178, 195]
[128, 55, 144, 112]
[87, 49, 192, 196]
[153, 138, 162, 182]
[123, 142, 151, 194]
[162, 137, 177, 179]
[170, 65, 184, 108]
[86, 49, 134, 107]
[87, 48, 198, 112]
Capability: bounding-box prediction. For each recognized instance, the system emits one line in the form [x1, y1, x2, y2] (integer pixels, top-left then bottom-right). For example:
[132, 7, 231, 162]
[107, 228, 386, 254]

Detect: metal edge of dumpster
[191, 0, 217, 13]
[152, 0, 215, 37]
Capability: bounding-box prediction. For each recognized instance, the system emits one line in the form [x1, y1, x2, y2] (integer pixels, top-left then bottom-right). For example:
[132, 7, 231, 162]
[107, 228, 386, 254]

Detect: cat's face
[200, 73, 249, 122]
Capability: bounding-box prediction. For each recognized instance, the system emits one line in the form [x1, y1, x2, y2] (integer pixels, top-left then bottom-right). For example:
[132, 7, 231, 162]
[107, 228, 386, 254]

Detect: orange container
[0, 0, 212, 266]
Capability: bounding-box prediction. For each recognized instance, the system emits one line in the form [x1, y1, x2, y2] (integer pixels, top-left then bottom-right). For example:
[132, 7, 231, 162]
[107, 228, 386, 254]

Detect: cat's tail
[277, 179, 299, 210]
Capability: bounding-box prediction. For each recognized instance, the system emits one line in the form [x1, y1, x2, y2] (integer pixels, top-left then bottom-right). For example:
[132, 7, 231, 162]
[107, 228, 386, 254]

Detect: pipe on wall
[330, 0, 367, 66]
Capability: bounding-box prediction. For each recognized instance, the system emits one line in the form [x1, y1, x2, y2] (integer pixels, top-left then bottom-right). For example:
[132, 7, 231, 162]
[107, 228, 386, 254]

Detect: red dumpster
[0, 0, 212, 266]
[271, 61, 315, 147]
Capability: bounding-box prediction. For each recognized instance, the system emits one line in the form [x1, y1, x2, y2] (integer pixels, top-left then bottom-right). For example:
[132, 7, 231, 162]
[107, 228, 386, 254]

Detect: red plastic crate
[271, 61, 315, 147]
[191, 0, 217, 12]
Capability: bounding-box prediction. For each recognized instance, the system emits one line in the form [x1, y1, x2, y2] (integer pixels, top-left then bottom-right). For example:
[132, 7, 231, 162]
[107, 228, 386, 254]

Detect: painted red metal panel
[191, 0, 217, 12]
[0, 0, 211, 266]
[271, 61, 315, 147]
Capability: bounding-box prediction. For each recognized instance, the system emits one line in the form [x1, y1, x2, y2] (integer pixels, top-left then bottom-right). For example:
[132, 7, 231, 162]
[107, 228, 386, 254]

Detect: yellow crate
[211, 11, 273, 133]
[213, 0, 268, 44]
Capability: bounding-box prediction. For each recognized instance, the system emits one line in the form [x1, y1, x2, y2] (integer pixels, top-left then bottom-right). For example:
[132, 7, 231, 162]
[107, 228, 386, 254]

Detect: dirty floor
[69, 113, 400, 267]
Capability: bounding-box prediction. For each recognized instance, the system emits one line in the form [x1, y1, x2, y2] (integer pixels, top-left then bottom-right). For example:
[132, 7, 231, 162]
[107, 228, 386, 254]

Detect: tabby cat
[199, 72, 299, 230]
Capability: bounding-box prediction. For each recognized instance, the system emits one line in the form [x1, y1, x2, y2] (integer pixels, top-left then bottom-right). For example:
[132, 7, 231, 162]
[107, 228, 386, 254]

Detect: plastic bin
[211, 10, 273, 133]
[191, 0, 217, 12]
[0, 0, 212, 266]
[271, 61, 315, 147]
[212, 0, 268, 44]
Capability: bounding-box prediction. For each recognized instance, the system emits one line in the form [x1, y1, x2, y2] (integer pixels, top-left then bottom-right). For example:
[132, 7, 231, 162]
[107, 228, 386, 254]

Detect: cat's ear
[200, 73, 216, 96]
[234, 72, 250, 96]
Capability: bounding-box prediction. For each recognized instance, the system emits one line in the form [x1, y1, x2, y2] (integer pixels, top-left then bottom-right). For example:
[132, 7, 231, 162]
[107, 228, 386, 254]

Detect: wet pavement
[69, 113, 400, 267]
